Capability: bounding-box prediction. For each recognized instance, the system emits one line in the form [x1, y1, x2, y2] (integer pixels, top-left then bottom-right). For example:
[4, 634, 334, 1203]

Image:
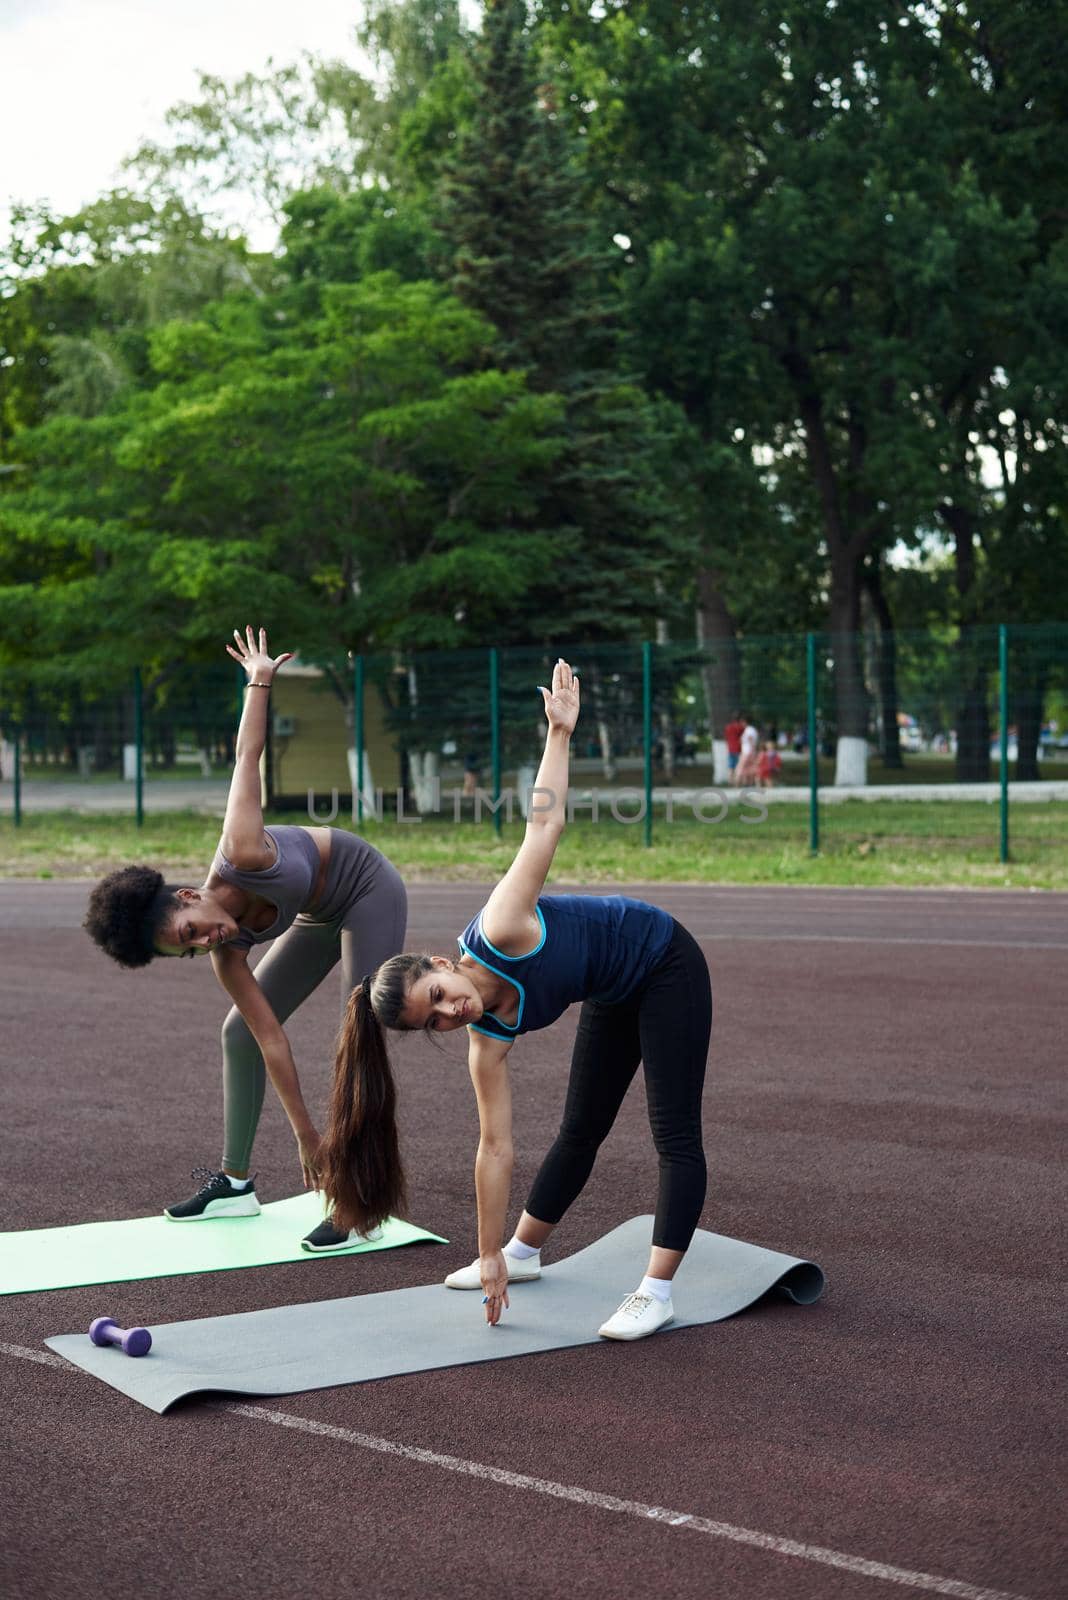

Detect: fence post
[998, 624, 1009, 864]
[13, 727, 21, 827]
[134, 667, 144, 828]
[490, 647, 501, 837]
[642, 640, 653, 847]
[354, 654, 365, 825]
[806, 633, 819, 854]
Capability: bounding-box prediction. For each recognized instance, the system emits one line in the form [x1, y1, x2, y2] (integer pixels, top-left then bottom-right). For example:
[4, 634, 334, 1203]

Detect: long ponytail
[320, 954, 434, 1235]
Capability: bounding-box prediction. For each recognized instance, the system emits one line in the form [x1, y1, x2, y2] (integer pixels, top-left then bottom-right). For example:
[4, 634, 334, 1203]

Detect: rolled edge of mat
[775, 1260, 826, 1305]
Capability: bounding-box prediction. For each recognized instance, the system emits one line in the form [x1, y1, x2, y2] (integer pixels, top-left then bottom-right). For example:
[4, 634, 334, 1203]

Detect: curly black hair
[84, 865, 185, 968]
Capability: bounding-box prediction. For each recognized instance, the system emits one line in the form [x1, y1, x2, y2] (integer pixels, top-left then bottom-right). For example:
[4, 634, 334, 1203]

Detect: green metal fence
[0, 662, 243, 827]
[2, 623, 1066, 865]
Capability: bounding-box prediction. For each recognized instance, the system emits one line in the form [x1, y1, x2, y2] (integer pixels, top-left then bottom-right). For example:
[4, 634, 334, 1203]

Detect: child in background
[758, 739, 782, 788]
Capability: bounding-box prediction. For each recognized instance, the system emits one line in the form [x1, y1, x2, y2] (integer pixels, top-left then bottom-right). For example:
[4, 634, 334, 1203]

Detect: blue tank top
[211, 825, 322, 953]
[458, 894, 674, 1043]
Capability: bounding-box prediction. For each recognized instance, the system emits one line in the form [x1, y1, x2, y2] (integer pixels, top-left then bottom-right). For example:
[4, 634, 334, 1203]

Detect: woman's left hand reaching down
[480, 1250, 511, 1325]
[297, 1126, 324, 1190]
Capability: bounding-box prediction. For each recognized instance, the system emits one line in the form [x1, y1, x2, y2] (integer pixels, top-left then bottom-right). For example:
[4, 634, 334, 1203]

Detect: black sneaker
[301, 1217, 384, 1252]
[165, 1167, 262, 1221]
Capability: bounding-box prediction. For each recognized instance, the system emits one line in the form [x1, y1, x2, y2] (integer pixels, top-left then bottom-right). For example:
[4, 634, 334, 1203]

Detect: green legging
[221, 854, 407, 1171]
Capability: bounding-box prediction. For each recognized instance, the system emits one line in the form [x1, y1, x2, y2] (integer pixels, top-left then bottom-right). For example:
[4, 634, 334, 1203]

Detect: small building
[269, 661, 397, 809]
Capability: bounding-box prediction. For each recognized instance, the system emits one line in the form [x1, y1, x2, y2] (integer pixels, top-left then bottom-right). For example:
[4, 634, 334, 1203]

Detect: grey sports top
[211, 825, 322, 953]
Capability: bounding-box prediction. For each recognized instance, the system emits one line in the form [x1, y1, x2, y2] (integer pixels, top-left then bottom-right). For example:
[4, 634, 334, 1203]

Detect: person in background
[758, 739, 783, 789]
[735, 717, 761, 786]
[724, 711, 746, 782]
[462, 750, 482, 797]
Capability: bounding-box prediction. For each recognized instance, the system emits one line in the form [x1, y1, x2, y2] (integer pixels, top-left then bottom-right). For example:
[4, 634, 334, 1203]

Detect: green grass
[2, 800, 1065, 888]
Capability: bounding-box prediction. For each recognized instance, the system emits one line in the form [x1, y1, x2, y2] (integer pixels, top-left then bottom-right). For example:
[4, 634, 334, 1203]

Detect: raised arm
[480, 657, 580, 952]
[220, 626, 293, 868]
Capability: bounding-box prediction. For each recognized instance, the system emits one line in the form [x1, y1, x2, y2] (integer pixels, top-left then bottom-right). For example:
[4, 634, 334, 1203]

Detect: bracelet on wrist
[246, 681, 272, 689]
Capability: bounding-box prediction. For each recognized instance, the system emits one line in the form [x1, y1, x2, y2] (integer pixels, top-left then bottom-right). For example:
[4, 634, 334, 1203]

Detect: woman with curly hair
[84, 627, 407, 1251]
[318, 658, 714, 1342]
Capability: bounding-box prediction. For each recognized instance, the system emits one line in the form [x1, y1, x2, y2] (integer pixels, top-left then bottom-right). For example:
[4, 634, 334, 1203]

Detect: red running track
[0, 881, 1064, 1600]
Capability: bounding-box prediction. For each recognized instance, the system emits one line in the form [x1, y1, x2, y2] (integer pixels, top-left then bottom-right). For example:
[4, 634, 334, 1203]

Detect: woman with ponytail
[319, 971, 418, 1236]
[321, 658, 714, 1342]
[83, 627, 408, 1250]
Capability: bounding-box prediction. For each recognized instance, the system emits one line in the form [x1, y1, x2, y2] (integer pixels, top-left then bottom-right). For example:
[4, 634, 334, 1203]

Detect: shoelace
[617, 1292, 655, 1319]
[189, 1165, 226, 1196]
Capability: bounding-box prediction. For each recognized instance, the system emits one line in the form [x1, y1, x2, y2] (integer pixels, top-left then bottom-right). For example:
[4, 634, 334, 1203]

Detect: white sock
[225, 1173, 251, 1190]
[504, 1236, 540, 1260]
[639, 1274, 673, 1303]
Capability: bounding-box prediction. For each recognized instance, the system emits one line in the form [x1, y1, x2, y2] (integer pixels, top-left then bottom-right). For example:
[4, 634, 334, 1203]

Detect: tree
[536, 0, 1068, 783]
[433, 0, 698, 672]
[927, 2, 1068, 776]
[349, 0, 476, 191]
[0, 193, 266, 442]
[0, 269, 566, 708]
[279, 185, 441, 307]
[121, 4, 475, 235]
[124, 58, 362, 236]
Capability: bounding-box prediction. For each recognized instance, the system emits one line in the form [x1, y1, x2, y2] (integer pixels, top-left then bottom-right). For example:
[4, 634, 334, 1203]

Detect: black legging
[524, 920, 712, 1252]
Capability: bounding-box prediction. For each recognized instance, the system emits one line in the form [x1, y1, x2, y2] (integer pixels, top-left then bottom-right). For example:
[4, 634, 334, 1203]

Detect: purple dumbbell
[88, 1317, 152, 1357]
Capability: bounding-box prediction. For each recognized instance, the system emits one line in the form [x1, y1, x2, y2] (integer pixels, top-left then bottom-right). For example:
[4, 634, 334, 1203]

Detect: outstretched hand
[226, 625, 293, 683]
[539, 657, 580, 735]
[480, 1250, 510, 1326]
[297, 1127, 323, 1190]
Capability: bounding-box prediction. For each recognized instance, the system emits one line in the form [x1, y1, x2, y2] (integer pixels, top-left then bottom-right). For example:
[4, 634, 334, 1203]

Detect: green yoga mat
[0, 1193, 446, 1296]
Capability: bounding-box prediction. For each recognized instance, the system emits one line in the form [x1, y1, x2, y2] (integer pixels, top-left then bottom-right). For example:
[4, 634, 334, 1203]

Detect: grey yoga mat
[46, 1217, 825, 1414]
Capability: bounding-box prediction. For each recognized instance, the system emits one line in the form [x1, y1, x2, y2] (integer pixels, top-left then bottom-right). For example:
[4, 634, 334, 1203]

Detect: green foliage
[352, 0, 477, 193]
[531, 0, 1068, 751]
[280, 187, 441, 296]
[3, 0, 1067, 739]
[0, 193, 266, 441]
[119, 3, 475, 218]
[433, 0, 700, 642]
[0, 267, 568, 695]
[123, 59, 361, 227]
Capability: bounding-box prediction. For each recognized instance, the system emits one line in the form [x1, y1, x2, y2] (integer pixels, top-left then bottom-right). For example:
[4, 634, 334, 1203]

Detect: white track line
[0, 1342, 68, 1368]
[0, 1342, 1031, 1600]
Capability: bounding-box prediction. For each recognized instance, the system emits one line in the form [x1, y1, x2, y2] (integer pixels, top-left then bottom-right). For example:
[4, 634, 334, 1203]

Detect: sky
[0, 0, 373, 246]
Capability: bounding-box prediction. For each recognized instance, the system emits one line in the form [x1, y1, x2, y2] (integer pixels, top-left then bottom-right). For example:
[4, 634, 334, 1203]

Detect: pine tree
[441, 0, 613, 393]
[435, 0, 695, 646]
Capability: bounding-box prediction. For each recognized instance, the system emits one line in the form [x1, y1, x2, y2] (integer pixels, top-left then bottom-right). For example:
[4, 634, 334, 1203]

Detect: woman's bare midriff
[302, 826, 332, 910]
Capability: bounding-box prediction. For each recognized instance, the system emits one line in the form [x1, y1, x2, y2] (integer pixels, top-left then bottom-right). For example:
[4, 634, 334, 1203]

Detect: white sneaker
[444, 1251, 541, 1289]
[598, 1292, 674, 1341]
